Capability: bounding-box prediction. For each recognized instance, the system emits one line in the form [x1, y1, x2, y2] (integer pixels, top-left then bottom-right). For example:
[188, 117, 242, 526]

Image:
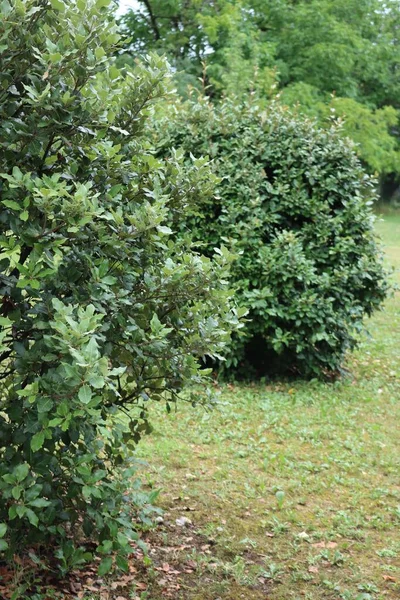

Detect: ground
[132, 210, 400, 600]
[2, 212, 399, 600]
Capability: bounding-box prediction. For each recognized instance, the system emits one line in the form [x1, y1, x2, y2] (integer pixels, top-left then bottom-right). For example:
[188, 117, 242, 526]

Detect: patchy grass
[134, 212, 400, 600]
[2, 214, 398, 600]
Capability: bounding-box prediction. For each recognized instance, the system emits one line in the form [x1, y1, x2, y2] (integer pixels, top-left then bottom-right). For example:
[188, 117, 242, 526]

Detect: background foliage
[119, 0, 400, 198]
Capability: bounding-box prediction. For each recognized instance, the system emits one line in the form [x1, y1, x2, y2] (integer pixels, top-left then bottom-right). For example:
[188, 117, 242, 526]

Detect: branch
[0, 350, 13, 364]
[142, 0, 161, 41]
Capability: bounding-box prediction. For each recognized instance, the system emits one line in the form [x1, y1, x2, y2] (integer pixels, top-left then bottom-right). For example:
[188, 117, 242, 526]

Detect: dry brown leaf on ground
[312, 541, 337, 548]
[308, 566, 319, 573]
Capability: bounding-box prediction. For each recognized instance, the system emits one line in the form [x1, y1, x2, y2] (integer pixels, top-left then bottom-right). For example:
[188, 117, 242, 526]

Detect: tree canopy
[119, 0, 400, 190]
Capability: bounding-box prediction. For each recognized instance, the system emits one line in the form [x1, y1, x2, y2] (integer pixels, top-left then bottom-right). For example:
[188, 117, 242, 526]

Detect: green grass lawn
[135, 212, 400, 600]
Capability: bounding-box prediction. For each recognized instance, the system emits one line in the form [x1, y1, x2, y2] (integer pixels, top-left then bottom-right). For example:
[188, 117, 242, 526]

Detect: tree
[257, 0, 400, 108]
[278, 85, 400, 178]
[118, 0, 276, 98]
[259, 0, 400, 182]
[0, 0, 239, 571]
[119, 0, 400, 192]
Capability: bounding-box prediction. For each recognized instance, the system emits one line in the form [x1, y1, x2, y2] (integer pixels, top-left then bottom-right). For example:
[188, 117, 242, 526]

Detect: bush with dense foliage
[0, 0, 240, 572]
[154, 97, 389, 378]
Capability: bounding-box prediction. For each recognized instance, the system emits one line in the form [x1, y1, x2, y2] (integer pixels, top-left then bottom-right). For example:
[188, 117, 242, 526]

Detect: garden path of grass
[136, 212, 400, 600]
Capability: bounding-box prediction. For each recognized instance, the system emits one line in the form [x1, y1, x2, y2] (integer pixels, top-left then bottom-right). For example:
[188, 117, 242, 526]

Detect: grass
[134, 211, 400, 600]
[3, 213, 398, 600]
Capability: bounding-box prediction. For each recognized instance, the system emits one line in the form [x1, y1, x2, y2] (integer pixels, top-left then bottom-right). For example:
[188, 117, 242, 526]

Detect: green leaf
[16, 505, 26, 518]
[85, 337, 99, 362]
[2, 200, 21, 211]
[11, 166, 23, 180]
[14, 463, 29, 482]
[275, 490, 285, 509]
[57, 402, 69, 417]
[25, 508, 39, 527]
[88, 374, 104, 389]
[37, 397, 53, 413]
[157, 225, 172, 235]
[8, 506, 17, 521]
[48, 417, 63, 427]
[150, 313, 162, 333]
[14, 463, 30, 482]
[49, 52, 62, 63]
[0, 539, 8, 552]
[29, 498, 51, 508]
[17, 383, 38, 398]
[12, 486, 23, 500]
[78, 385, 92, 404]
[49, 0, 65, 10]
[0, 524, 7, 538]
[0, 1, 12, 17]
[31, 431, 45, 452]
[82, 485, 92, 499]
[116, 554, 129, 572]
[98, 556, 113, 576]
[101, 275, 117, 285]
[95, 47, 106, 60]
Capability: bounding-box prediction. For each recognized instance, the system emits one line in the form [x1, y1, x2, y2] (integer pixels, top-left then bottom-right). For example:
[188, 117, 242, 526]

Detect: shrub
[0, 0, 240, 572]
[153, 97, 389, 378]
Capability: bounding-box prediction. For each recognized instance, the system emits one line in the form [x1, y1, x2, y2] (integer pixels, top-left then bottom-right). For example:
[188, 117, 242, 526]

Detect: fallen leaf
[135, 582, 147, 590]
[308, 566, 319, 573]
[312, 541, 337, 549]
[186, 560, 197, 569]
[70, 581, 80, 593]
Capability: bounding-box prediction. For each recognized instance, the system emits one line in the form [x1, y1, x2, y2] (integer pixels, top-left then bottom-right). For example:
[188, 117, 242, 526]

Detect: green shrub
[153, 97, 389, 378]
[0, 0, 240, 572]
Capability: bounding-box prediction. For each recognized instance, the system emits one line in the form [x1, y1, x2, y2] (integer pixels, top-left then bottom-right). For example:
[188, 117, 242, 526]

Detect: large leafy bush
[154, 98, 389, 378]
[0, 0, 239, 571]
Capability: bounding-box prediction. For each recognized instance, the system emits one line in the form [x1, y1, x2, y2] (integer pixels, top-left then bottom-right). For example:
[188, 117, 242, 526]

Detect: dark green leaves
[154, 97, 389, 378]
